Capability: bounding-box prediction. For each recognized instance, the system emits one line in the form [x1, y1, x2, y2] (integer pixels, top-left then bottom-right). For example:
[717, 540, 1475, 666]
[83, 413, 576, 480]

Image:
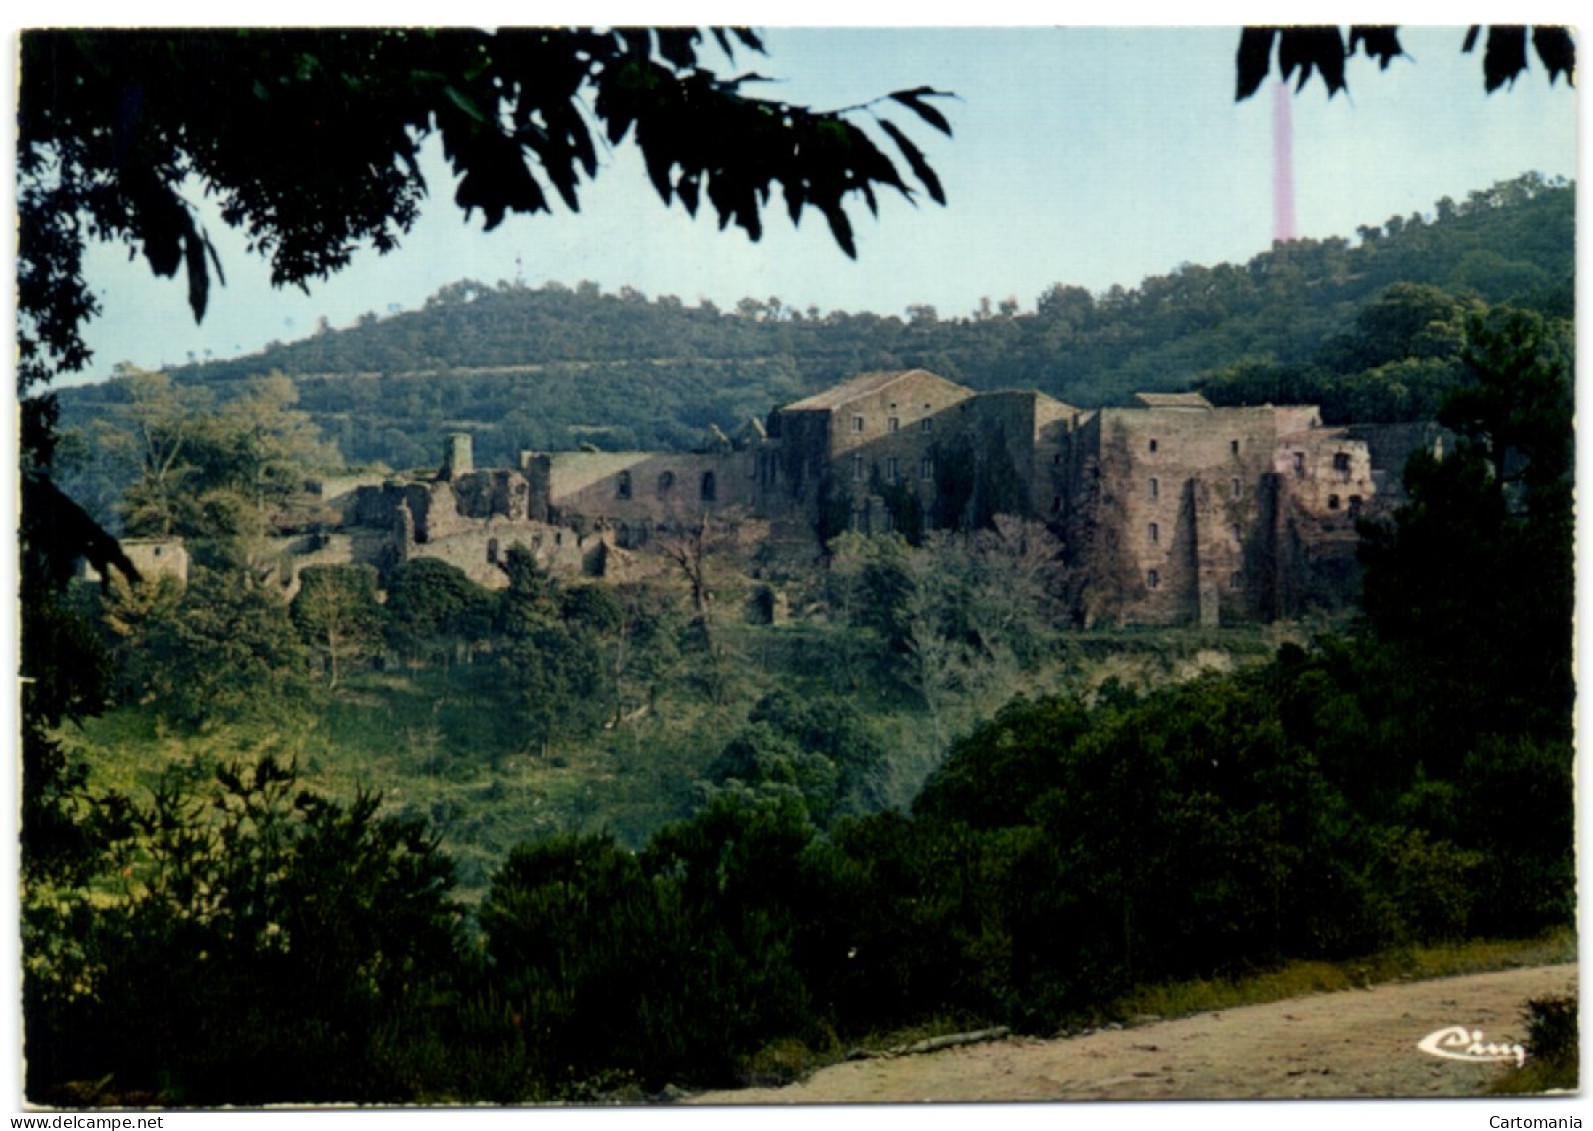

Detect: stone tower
[441, 432, 474, 480]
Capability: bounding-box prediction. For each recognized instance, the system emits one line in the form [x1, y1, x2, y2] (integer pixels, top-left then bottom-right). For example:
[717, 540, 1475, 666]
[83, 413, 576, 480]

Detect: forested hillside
[56, 173, 1570, 474]
[25, 169, 1575, 1103]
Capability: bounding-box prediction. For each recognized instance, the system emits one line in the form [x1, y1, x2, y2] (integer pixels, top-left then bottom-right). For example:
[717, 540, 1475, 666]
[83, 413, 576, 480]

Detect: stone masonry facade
[274, 369, 1434, 627]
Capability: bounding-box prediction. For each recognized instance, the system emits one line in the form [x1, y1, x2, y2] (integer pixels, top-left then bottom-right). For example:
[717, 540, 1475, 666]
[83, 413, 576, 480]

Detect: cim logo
[1417, 1025, 1526, 1068]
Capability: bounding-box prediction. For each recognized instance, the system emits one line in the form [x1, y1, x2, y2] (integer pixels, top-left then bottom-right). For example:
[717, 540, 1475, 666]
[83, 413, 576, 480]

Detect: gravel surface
[687, 963, 1577, 1103]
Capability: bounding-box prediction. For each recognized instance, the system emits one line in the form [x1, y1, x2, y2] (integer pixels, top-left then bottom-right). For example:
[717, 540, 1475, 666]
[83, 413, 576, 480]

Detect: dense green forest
[22, 173, 1575, 1104]
[55, 173, 1571, 488]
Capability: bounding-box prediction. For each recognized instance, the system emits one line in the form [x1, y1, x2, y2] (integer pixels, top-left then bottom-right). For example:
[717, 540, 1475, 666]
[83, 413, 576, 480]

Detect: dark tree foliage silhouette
[1236, 24, 1575, 100]
[17, 27, 952, 394]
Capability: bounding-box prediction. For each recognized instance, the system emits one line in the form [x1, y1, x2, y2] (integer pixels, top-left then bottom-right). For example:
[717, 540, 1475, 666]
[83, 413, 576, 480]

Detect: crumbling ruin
[273, 369, 1437, 626]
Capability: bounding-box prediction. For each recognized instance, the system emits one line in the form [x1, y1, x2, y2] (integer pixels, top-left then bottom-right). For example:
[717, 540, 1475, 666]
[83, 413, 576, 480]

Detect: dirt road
[688, 963, 1576, 1103]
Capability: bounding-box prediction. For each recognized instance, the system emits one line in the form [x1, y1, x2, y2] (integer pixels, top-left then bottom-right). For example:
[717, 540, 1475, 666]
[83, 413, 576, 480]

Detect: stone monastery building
[289, 369, 1412, 627]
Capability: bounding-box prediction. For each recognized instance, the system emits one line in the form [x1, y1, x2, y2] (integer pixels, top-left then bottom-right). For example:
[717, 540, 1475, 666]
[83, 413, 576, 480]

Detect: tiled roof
[779, 369, 966, 412]
[979, 388, 1078, 413]
[1134, 392, 1213, 410]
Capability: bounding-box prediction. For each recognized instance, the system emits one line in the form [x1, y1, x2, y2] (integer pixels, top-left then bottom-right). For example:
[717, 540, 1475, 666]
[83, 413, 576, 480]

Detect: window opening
[616, 470, 632, 499]
[701, 470, 716, 502]
[1147, 569, 1160, 590]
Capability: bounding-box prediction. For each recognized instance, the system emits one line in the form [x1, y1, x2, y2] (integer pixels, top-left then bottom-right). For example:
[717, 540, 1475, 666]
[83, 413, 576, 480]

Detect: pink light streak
[1272, 80, 1296, 244]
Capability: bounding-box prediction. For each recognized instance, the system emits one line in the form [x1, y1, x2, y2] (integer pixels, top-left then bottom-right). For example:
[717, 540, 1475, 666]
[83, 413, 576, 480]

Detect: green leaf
[879, 119, 944, 205]
[819, 201, 856, 258]
[887, 88, 953, 136]
[677, 173, 700, 216]
[1235, 27, 1277, 100]
[728, 27, 764, 54]
[1349, 26, 1403, 71]
[1482, 26, 1529, 92]
[443, 84, 488, 124]
[201, 227, 226, 288]
[1531, 27, 1576, 86]
[182, 209, 209, 322]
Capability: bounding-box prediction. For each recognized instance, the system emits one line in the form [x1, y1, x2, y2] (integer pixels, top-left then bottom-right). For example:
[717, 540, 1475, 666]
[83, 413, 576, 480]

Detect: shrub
[1489, 993, 1579, 1095]
[25, 757, 464, 1104]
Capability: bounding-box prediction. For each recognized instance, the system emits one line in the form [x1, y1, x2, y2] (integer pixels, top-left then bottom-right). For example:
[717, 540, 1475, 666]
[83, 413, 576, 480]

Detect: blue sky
[49, 23, 1583, 379]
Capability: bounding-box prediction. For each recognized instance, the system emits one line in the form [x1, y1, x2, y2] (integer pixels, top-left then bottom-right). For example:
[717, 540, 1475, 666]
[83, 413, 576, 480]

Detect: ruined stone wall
[309, 471, 390, 504]
[780, 373, 965, 528]
[1079, 406, 1284, 625]
[1057, 412, 1128, 628]
[400, 521, 589, 588]
[765, 410, 832, 506]
[548, 450, 758, 540]
[441, 432, 474, 479]
[960, 391, 1081, 522]
[1031, 400, 1078, 520]
[124, 538, 191, 584]
[815, 388, 1079, 534]
[765, 374, 1015, 528]
[446, 469, 541, 523]
[79, 537, 192, 587]
[346, 475, 573, 585]
[1047, 408, 1095, 527]
[831, 409, 944, 519]
[1273, 406, 1322, 435]
[264, 532, 357, 598]
[289, 376, 1408, 628]
[1345, 422, 1447, 505]
[1281, 505, 1365, 614]
[960, 393, 1039, 499]
[1273, 430, 1376, 519]
[1263, 430, 1373, 612]
[822, 371, 974, 459]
